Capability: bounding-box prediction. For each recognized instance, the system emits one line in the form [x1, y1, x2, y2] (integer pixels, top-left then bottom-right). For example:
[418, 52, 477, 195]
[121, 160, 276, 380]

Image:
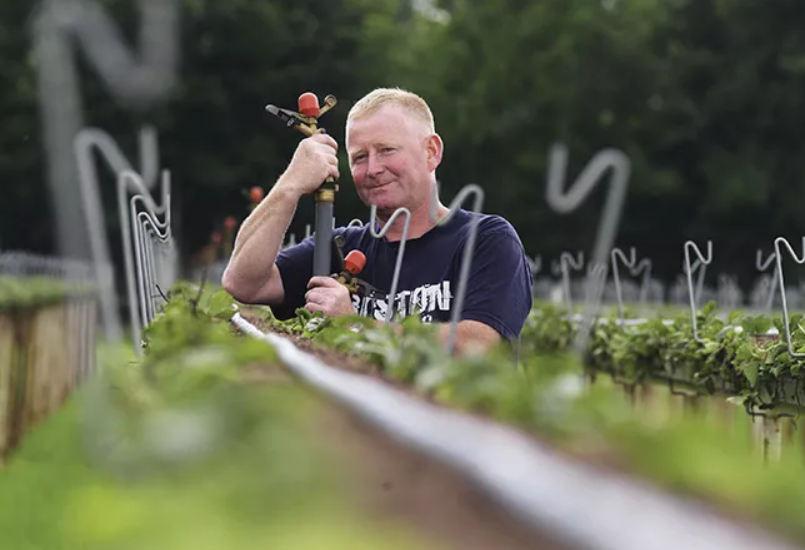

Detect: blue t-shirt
[274, 209, 533, 340]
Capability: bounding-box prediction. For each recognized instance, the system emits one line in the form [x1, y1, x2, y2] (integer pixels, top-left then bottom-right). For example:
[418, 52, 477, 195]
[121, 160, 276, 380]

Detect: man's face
[346, 104, 436, 214]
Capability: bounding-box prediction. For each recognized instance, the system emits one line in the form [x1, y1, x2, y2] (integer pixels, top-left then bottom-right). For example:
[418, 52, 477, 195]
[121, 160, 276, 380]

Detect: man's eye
[381, 148, 394, 153]
[352, 155, 366, 163]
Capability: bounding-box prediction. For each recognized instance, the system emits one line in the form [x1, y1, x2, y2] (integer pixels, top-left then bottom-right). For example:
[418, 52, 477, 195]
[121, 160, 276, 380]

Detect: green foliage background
[4, 0, 805, 287]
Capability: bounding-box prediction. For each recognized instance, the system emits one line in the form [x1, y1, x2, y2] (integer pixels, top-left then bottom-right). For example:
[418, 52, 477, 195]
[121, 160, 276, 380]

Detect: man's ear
[425, 133, 444, 172]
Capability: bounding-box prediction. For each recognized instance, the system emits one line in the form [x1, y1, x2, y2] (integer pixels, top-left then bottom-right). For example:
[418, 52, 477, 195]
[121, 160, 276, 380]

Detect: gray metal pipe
[313, 201, 334, 276]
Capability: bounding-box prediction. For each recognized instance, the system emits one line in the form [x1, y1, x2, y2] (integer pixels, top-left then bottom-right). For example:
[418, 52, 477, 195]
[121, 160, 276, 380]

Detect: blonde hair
[347, 87, 435, 135]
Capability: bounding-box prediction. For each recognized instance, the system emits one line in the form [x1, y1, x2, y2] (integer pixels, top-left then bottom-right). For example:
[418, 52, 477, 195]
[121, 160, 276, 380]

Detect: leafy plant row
[221, 292, 805, 546]
[28, 282, 431, 550]
[520, 302, 805, 414]
[0, 276, 94, 312]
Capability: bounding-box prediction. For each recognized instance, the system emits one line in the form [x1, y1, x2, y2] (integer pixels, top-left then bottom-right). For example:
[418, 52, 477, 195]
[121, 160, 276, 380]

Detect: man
[222, 87, 532, 355]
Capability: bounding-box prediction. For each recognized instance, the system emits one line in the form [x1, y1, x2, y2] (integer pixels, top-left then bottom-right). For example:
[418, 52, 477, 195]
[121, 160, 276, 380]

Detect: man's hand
[305, 276, 356, 317]
[279, 133, 340, 198]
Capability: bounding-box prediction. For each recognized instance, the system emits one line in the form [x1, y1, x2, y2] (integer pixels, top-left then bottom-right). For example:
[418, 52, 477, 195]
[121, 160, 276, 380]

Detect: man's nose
[366, 153, 384, 177]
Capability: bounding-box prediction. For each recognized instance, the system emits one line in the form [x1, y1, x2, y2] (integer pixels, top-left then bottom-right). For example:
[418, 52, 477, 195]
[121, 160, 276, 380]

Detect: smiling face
[346, 104, 442, 215]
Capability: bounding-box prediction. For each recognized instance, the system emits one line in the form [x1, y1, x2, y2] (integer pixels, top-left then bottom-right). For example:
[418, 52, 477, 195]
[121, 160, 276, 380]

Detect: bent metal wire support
[74, 127, 160, 343]
[773, 236, 805, 358]
[611, 247, 652, 327]
[525, 255, 542, 279]
[756, 248, 780, 313]
[687, 258, 707, 306]
[81, 197, 174, 474]
[34, 0, 179, 333]
[551, 259, 562, 277]
[545, 144, 631, 354]
[283, 232, 297, 250]
[132, 196, 173, 325]
[684, 240, 713, 342]
[145, 213, 174, 319]
[347, 218, 365, 228]
[135, 211, 159, 322]
[559, 252, 585, 317]
[134, 210, 173, 330]
[369, 205, 411, 323]
[717, 274, 742, 311]
[430, 182, 484, 355]
[118, 170, 171, 352]
[755, 243, 805, 312]
[134, 210, 174, 325]
[131, 197, 165, 326]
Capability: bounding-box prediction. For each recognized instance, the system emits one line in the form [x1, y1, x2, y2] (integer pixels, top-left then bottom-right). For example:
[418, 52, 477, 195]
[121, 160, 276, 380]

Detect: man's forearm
[437, 320, 501, 356]
[223, 180, 299, 296]
[368, 318, 500, 355]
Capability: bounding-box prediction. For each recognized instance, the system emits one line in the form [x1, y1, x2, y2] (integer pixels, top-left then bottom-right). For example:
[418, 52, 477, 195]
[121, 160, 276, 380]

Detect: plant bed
[238, 306, 381, 377]
[0, 370, 457, 550]
[218, 292, 805, 549]
[524, 303, 805, 465]
[63, 283, 564, 550]
[0, 277, 96, 461]
[523, 303, 805, 416]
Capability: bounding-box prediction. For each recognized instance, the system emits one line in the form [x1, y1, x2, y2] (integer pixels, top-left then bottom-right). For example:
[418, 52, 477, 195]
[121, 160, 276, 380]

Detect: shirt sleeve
[273, 237, 315, 320]
[456, 217, 533, 340]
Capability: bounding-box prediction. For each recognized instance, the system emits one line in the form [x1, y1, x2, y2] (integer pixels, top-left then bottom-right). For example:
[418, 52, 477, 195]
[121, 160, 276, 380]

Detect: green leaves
[520, 303, 805, 411]
[0, 276, 94, 312]
[126, 282, 805, 546]
[520, 304, 574, 354]
[740, 314, 772, 335]
[738, 361, 760, 389]
[206, 289, 237, 320]
[700, 300, 718, 319]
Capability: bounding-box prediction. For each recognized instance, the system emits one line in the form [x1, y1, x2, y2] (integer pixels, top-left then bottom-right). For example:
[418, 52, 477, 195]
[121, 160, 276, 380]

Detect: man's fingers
[312, 132, 338, 151]
[304, 280, 355, 317]
[307, 276, 340, 289]
[305, 301, 325, 313]
[304, 287, 325, 303]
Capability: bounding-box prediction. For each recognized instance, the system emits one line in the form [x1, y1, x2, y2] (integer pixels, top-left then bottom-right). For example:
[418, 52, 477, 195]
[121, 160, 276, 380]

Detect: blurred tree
[5, 0, 805, 291]
[650, 0, 805, 286]
[1, 0, 411, 267]
[382, 0, 682, 277]
[0, 1, 50, 252]
[380, 0, 805, 287]
[77, 0, 409, 270]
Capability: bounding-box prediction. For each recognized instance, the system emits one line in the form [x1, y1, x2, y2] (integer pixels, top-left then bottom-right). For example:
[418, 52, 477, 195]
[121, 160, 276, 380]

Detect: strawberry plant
[518, 301, 805, 415]
[224, 292, 805, 546]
